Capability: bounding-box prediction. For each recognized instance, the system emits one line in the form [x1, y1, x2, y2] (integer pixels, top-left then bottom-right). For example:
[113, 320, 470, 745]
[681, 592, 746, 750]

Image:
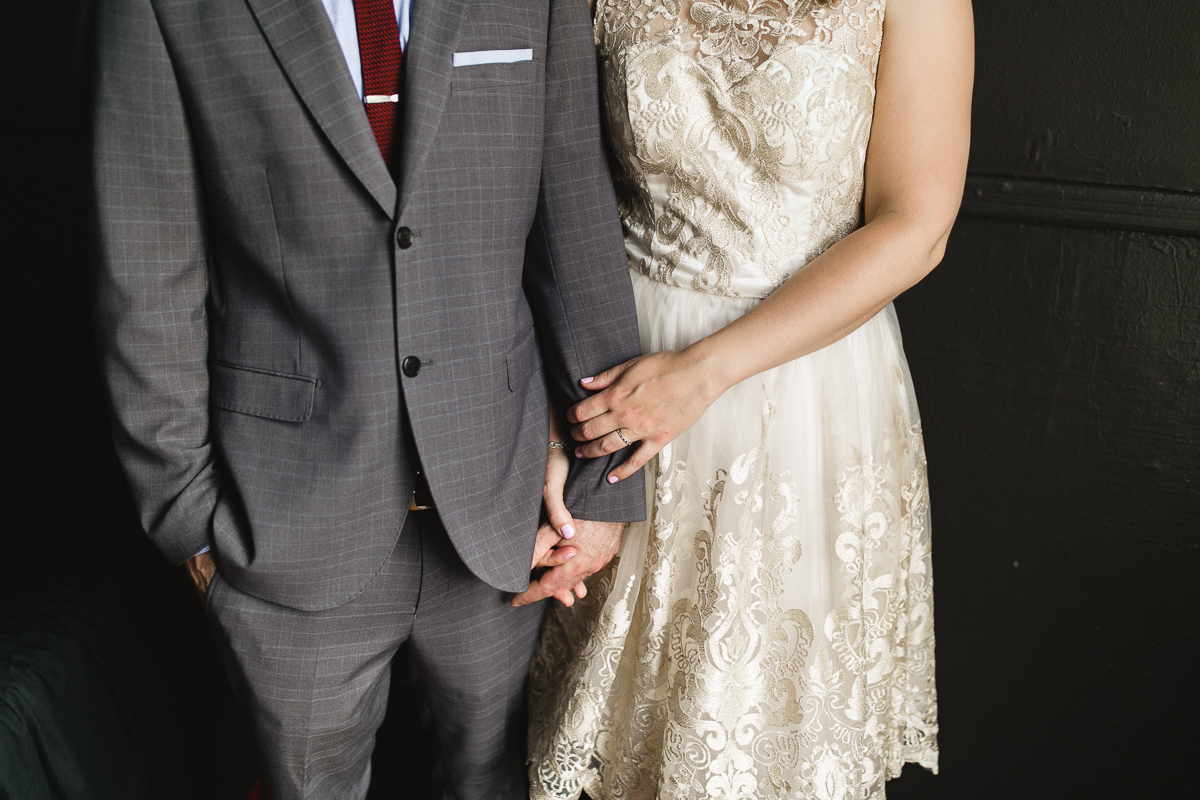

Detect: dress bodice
[595, 0, 886, 298]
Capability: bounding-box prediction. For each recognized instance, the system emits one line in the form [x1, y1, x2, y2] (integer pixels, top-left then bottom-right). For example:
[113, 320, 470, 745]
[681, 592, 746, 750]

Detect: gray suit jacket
[93, 0, 644, 610]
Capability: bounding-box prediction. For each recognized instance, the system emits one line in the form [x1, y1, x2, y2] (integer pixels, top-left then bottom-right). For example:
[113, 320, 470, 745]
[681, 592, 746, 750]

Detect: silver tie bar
[364, 94, 400, 104]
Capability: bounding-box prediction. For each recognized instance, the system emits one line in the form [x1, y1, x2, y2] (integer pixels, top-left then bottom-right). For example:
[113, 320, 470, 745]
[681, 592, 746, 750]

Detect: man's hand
[528, 519, 579, 607]
[511, 519, 623, 608]
[184, 551, 216, 602]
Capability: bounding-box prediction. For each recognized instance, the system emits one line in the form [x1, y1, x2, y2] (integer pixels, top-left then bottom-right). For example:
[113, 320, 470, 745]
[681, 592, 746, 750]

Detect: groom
[93, 0, 643, 797]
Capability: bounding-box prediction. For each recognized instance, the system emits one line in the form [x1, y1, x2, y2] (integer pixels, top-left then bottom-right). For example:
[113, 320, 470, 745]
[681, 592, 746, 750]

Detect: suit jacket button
[401, 355, 421, 377]
[396, 226, 414, 249]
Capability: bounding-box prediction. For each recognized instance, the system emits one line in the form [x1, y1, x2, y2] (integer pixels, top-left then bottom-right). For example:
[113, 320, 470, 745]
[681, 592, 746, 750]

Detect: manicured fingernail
[561, 524, 575, 538]
[575, 448, 583, 458]
[564, 552, 576, 559]
[580, 376, 594, 384]
[607, 474, 619, 484]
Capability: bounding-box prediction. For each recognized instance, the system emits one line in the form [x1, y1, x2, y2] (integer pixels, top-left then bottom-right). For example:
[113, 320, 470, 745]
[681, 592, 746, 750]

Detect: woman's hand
[540, 437, 576, 547]
[568, 348, 727, 483]
[523, 414, 587, 606]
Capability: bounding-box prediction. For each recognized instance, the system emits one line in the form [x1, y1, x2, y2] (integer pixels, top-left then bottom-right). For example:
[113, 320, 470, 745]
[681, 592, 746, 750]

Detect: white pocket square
[452, 49, 533, 67]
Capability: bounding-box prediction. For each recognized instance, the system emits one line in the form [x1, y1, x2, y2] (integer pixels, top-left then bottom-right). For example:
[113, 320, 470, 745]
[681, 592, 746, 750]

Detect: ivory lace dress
[528, 2, 938, 797]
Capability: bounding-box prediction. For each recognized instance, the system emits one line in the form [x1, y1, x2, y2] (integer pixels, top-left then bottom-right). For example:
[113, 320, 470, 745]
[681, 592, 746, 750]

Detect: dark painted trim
[959, 175, 1200, 236]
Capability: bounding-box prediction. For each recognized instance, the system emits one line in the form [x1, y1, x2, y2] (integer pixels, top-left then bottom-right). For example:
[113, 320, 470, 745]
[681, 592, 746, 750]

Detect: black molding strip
[959, 175, 1200, 237]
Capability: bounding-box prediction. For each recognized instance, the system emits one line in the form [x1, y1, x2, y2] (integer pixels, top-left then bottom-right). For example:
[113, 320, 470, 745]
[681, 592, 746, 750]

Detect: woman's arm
[522, 410, 582, 606]
[570, 0, 975, 482]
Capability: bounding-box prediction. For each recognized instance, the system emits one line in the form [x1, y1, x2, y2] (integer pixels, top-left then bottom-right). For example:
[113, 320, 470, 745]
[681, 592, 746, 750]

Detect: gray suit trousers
[206, 510, 545, 800]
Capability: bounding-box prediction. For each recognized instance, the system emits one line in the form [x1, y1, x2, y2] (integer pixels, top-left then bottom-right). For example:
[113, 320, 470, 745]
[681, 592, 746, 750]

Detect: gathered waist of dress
[625, 234, 793, 302]
[630, 268, 763, 349]
[630, 266, 903, 359]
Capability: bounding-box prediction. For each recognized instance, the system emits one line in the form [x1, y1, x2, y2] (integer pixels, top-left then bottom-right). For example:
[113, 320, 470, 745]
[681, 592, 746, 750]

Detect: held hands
[569, 349, 723, 483]
[512, 518, 623, 608]
[512, 432, 623, 608]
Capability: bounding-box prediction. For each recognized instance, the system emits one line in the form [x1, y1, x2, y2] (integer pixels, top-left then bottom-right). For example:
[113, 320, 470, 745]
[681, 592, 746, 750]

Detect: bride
[515, 0, 972, 796]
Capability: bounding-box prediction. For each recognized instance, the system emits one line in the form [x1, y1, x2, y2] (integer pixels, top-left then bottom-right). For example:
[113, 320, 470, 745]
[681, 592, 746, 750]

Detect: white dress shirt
[321, 0, 412, 99]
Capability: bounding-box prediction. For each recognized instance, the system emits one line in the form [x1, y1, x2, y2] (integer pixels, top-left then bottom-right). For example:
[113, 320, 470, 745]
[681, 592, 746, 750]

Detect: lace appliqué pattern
[596, 0, 885, 298]
[529, 376, 938, 799]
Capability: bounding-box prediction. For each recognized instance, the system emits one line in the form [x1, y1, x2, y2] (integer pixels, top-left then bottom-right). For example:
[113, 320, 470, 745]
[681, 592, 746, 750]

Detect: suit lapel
[397, 0, 469, 216]
[244, 0, 396, 219]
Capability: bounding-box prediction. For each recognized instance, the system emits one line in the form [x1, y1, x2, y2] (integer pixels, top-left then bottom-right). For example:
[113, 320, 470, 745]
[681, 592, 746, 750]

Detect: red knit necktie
[354, 0, 402, 172]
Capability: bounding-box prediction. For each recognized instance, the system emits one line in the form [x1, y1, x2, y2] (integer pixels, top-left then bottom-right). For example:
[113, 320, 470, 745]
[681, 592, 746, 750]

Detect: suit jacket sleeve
[93, 0, 218, 564]
[523, 0, 646, 523]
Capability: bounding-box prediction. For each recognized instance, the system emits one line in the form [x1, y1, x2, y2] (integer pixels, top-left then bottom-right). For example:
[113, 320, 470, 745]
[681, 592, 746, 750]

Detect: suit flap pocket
[504, 329, 540, 393]
[451, 56, 540, 92]
[210, 361, 317, 422]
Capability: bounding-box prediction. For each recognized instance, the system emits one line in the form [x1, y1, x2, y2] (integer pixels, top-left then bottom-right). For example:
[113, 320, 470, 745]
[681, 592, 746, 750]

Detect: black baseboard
[959, 175, 1200, 236]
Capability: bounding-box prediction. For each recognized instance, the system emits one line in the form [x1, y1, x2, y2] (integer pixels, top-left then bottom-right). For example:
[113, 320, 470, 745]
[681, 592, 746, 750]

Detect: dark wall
[893, 224, 1198, 799]
[1, 2, 1195, 799]
[1, 3, 257, 796]
[887, 1, 1199, 798]
[970, 0, 1200, 191]
[1, 1, 148, 584]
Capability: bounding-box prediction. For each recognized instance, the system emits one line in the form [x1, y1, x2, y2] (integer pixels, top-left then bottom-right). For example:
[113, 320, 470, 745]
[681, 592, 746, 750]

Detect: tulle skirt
[529, 270, 938, 800]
